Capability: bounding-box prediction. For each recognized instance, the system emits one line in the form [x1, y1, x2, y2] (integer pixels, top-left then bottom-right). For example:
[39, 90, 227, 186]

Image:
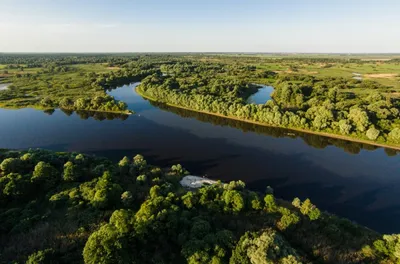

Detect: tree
[389, 128, 400, 143]
[264, 194, 276, 211]
[40, 98, 53, 108]
[133, 154, 147, 172]
[59, 97, 73, 108]
[118, 156, 130, 175]
[230, 229, 302, 264]
[109, 209, 134, 234]
[136, 174, 147, 183]
[348, 108, 370, 132]
[121, 191, 133, 207]
[300, 198, 321, 221]
[0, 158, 21, 174]
[92, 173, 123, 209]
[171, 164, 189, 176]
[1, 173, 28, 197]
[292, 197, 301, 208]
[83, 224, 130, 264]
[338, 119, 352, 135]
[31, 161, 59, 190]
[223, 190, 245, 213]
[366, 127, 380, 140]
[74, 98, 88, 109]
[63, 161, 81, 181]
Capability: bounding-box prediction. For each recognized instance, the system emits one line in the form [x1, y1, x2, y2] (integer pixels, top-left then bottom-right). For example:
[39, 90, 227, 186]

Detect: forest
[1, 148, 400, 264]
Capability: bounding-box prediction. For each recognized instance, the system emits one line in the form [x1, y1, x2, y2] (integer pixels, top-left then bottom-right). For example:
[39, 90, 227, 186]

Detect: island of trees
[1, 148, 400, 263]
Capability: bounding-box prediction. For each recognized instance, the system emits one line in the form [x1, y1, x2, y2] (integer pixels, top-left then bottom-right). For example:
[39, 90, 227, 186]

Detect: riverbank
[136, 85, 400, 151]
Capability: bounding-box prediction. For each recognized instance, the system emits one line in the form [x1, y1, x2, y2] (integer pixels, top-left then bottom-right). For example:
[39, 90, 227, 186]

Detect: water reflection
[45, 108, 130, 121]
[150, 101, 398, 156]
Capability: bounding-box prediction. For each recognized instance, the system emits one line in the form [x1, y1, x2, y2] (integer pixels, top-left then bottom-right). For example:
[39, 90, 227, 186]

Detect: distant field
[255, 61, 400, 88]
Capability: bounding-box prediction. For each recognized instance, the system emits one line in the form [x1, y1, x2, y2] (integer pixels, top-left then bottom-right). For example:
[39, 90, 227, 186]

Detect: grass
[255, 61, 400, 88]
[0, 64, 125, 112]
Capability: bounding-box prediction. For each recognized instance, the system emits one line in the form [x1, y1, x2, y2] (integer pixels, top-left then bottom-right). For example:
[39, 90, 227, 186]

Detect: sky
[0, 0, 399, 53]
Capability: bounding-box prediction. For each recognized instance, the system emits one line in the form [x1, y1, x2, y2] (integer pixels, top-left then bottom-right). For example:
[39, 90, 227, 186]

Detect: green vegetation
[2, 53, 400, 148]
[136, 56, 400, 148]
[0, 148, 400, 263]
[0, 54, 160, 113]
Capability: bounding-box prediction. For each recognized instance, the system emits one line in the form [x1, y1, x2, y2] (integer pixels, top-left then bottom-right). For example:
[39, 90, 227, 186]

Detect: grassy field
[0, 64, 119, 109]
[256, 61, 400, 88]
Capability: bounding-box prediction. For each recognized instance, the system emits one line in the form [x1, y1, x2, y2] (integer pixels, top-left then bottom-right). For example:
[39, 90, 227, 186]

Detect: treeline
[40, 95, 128, 113]
[0, 149, 399, 263]
[0, 54, 139, 68]
[139, 67, 400, 146]
[0, 54, 188, 68]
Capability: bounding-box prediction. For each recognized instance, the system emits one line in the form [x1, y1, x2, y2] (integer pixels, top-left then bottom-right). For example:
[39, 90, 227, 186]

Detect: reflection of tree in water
[43, 109, 55, 115]
[151, 101, 398, 157]
[58, 108, 129, 121]
[61, 108, 73, 116]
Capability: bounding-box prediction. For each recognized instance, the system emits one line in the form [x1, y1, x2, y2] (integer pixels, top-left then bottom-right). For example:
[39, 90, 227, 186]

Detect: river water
[0, 82, 399, 233]
[247, 85, 274, 104]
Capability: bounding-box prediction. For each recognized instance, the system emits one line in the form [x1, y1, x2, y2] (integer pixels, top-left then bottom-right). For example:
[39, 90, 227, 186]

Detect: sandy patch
[107, 66, 121, 70]
[303, 70, 318, 74]
[365, 73, 398, 79]
[180, 175, 219, 188]
[361, 58, 392, 61]
[275, 70, 294, 74]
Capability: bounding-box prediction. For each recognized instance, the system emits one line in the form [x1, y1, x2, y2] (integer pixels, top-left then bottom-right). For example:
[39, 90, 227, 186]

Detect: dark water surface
[0, 82, 399, 233]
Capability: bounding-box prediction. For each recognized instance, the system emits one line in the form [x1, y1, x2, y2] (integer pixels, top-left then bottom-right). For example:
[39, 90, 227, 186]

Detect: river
[0, 82, 399, 233]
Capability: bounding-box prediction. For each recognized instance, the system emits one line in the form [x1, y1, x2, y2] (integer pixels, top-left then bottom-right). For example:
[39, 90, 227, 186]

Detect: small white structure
[180, 175, 219, 188]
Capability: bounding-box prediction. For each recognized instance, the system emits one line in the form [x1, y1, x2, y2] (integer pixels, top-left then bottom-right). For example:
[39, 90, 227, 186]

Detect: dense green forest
[1, 148, 400, 264]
